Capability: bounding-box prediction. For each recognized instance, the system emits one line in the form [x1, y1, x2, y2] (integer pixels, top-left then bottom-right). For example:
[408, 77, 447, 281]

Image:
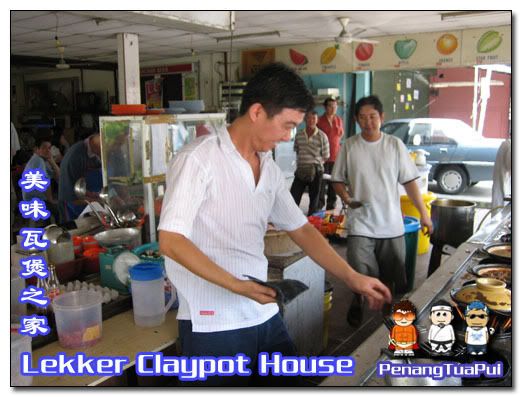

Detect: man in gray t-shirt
[331, 95, 433, 328]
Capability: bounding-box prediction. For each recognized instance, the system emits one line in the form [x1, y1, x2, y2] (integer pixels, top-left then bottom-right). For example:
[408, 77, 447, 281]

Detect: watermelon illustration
[289, 49, 308, 66]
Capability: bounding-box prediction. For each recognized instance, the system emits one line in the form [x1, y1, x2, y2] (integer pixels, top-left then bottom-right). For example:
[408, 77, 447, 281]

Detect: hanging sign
[144, 79, 163, 108]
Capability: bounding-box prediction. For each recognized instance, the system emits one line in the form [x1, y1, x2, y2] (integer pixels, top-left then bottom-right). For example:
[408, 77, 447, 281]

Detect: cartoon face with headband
[428, 300, 455, 355]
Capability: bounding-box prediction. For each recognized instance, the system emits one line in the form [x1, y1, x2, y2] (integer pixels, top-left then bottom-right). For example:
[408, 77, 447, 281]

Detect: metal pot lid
[113, 251, 140, 286]
[451, 279, 511, 313]
[471, 264, 511, 285]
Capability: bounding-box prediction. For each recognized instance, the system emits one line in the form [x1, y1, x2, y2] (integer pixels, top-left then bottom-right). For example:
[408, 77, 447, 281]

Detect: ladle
[73, 178, 107, 227]
[98, 186, 123, 227]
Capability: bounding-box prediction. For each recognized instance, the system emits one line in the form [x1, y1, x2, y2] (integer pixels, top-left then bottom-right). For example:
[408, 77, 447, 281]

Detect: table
[32, 310, 178, 386]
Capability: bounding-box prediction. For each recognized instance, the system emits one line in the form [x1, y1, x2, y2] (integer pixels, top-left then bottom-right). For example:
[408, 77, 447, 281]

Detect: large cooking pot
[430, 199, 476, 247]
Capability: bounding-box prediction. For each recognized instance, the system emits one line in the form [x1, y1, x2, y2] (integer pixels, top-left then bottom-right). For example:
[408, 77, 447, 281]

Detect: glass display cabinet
[99, 113, 227, 242]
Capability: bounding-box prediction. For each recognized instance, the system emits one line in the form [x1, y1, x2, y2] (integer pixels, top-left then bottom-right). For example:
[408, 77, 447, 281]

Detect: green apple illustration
[394, 39, 417, 60]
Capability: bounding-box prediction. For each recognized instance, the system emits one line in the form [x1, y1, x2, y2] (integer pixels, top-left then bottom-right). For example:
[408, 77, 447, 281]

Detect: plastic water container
[53, 290, 103, 348]
[130, 263, 175, 327]
[11, 325, 32, 386]
[398, 164, 432, 195]
[401, 191, 437, 254]
[403, 216, 421, 292]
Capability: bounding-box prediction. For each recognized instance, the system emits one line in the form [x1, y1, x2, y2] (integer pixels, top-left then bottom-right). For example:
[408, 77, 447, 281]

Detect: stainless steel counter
[321, 205, 511, 387]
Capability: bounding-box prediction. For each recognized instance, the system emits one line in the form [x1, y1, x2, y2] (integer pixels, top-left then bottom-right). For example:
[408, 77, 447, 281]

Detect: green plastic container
[404, 216, 420, 292]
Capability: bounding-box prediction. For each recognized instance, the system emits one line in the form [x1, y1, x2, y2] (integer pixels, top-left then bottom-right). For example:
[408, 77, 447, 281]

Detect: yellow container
[400, 192, 437, 254]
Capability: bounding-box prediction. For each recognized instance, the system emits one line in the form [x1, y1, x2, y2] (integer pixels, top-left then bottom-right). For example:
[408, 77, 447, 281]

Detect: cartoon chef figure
[464, 301, 495, 356]
[389, 300, 419, 357]
[428, 300, 455, 355]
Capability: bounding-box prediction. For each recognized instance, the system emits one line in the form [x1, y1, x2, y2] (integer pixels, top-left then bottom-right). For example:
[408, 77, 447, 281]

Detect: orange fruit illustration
[436, 34, 458, 55]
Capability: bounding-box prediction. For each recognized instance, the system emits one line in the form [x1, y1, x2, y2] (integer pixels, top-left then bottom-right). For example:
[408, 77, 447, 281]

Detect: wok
[482, 242, 511, 263]
[94, 227, 141, 249]
[470, 263, 511, 286]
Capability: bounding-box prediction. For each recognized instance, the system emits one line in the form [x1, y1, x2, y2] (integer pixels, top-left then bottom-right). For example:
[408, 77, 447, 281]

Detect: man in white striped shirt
[290, 110, 330, 216]
[158, 63, 391, 386]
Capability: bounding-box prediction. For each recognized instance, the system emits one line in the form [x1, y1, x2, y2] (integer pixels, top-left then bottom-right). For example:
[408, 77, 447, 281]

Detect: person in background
[11, 122, 21, 241]
[331, 95, 432, 328]
[158, 63, 391, 386]
[290, 110, 330, 216]
[58, 133, 102, 222]
[22, 131, 61, 224]
[491, 137, 511, 209]
[317, 97, 344, 211]
[50, 126, 70, 164]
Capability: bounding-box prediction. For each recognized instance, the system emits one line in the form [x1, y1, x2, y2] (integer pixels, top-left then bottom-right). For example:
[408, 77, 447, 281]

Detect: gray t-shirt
[331, 133, 418, 238]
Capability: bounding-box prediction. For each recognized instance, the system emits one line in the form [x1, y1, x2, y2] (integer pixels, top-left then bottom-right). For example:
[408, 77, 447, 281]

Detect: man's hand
[420, 213, 433, 235]
[347, 199, 365, 209]
[345, 273, 392, 310]
[232, 280, 278, 305]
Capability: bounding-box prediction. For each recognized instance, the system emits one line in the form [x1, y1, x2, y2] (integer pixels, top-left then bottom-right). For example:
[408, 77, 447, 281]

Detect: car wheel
[436, 165, 468, 194]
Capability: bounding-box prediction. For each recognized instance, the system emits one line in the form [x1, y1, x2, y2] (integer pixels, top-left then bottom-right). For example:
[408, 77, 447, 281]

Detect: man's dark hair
[239, 62, 314, 117]
[306, 110, 318, 116]
[323, 97, 337, 108]
[355, 95, 384, 116]
[34, 128, 53, 148]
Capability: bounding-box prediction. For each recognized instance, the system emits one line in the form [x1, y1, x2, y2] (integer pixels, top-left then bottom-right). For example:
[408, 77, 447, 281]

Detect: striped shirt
[293, 127, 330, 171]
[158, 125, 308, 332]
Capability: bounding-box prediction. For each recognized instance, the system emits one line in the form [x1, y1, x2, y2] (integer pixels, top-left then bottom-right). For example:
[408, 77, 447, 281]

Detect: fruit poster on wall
[461, 26, 511, 66]
[354, 31, 465, 70]
[274, 42, 352, 74]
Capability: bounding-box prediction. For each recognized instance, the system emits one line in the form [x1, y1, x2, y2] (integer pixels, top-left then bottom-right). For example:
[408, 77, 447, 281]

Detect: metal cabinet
[99, 113, 227, 242]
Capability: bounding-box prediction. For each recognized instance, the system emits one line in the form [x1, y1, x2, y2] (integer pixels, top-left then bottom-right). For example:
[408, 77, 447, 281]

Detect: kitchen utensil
[52, 290, 103, 348]
[470, 264, 511, 285]
[74, 178, 108, 227]
[243, 275, 309, 305]
[94, 227, 141, 249]
[482, 242, 511, 263]
[99, 247, 137, 293]
[450, 278, 511, 313]
[47, 241, 75, 265]
[43, 224, 70, 244]
[129, 262, 175, 327]
[430, 199, 476, 247]
[74, 177, 87, 199]
[98, 186, 122, 227]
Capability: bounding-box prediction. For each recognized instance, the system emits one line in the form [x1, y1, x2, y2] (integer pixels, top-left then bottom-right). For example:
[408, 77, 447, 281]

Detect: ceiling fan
[335, 17, 379, 45]
[55, 38, 70, 70]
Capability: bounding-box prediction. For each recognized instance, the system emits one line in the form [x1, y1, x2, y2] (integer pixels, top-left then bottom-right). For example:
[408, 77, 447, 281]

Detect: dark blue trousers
[178, 314, 301, 387]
